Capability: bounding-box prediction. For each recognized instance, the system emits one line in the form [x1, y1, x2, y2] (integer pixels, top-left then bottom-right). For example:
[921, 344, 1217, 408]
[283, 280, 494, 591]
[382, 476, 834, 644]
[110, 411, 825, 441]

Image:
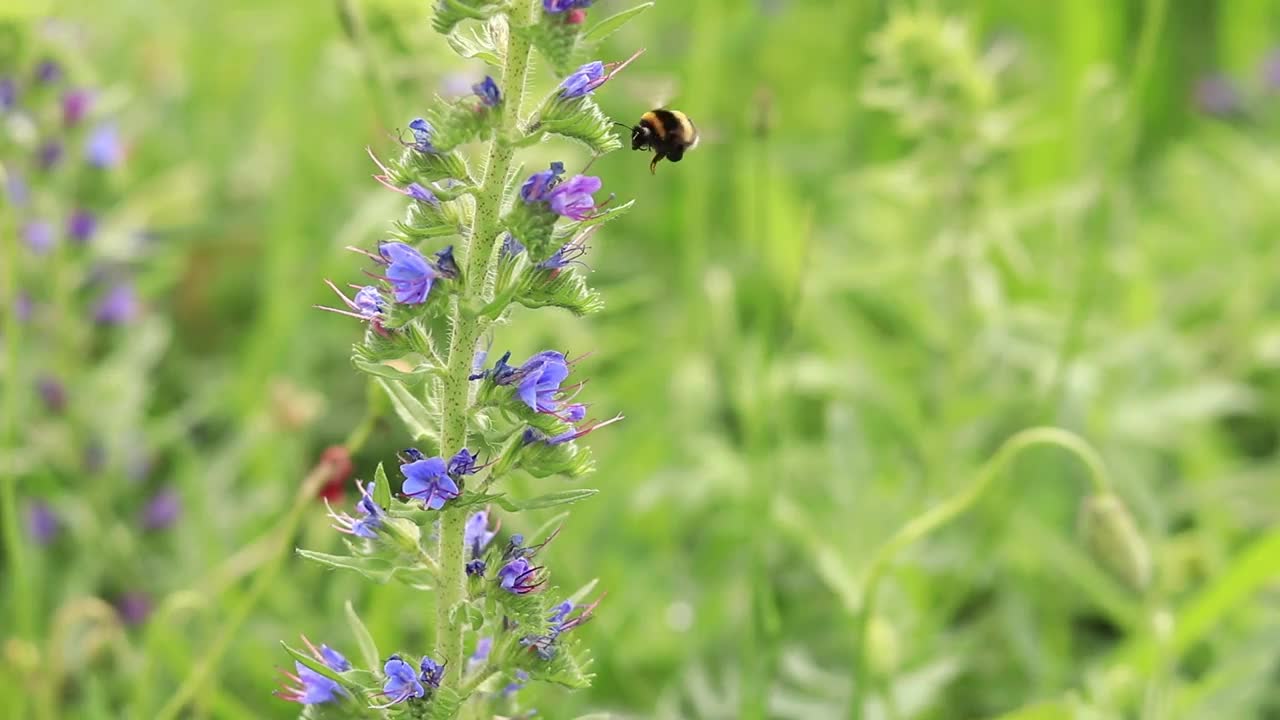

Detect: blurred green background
[4, 0, 1280, 718]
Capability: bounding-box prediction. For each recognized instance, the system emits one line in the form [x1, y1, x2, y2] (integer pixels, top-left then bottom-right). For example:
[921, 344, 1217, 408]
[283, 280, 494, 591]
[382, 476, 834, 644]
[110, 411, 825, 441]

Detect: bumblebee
[626, 109, 699, 174]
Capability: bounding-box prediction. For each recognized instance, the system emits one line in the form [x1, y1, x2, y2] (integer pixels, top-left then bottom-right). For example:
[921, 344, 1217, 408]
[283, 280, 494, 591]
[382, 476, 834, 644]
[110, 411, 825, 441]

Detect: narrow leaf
[373, 463, 393, 508]
[344, 600, 381, 671]
[516, 488, 599, 510]
[378, 378, 436, 443]
[281, 641, 347, 687]
[581, 3, 654, 46]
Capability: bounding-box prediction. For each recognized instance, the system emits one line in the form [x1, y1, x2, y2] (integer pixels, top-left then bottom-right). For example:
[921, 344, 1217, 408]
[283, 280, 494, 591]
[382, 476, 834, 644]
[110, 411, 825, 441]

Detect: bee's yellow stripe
[642, 111, 667, 140]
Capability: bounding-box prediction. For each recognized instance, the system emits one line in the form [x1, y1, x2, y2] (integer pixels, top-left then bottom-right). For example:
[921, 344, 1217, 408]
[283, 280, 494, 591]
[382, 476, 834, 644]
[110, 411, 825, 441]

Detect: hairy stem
[848, 427, 1112, 720]
[434, 0, 537, 691]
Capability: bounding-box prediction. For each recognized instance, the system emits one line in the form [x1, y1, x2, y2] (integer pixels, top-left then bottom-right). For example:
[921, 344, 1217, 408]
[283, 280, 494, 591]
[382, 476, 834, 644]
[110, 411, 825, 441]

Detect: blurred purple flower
[23, 221, 54, 254]
[26, 502, 59, 544]
[468, 637, 492, 670]
[94, 283, 140, 325]
[115, 591, 153, 626]
[86, 124, 123, 168]
[15, 292, 34, 322]
[62, 89, 92, 126]
[543, 0, 592, 12]
[7, 173, 28, 205]
[38, 141, 63, 169]
[0, 78, 16, 109]
[67, 210, 96, 243]
[37, 376, 66, 413]
[1263, 49, 1280, 93]
[1194, 74, 1242, 116]
[34, 59, 61, 85]
[141, 488, 182, 531]
[465, 509, 497, 557]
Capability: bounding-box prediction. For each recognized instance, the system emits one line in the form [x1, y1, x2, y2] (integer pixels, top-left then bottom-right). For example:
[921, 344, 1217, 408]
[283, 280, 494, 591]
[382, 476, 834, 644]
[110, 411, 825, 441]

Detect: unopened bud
[1079, 493, 1152, 592]
[866, 614, 900, 676]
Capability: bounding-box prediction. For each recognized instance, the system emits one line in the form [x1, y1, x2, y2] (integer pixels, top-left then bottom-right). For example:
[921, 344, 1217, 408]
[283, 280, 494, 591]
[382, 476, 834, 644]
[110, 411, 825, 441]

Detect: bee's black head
[630, 123, 651, 151]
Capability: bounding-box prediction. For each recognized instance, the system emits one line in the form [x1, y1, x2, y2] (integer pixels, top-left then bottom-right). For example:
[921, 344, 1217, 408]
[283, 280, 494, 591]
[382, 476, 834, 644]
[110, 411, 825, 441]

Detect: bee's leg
[649, 150, 666, 174]
[666, 147, 685, 163]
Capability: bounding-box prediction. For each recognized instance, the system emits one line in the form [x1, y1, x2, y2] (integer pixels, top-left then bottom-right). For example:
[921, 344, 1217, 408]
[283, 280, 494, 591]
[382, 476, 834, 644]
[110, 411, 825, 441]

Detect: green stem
[433, 0, 537, 690]
[848, 427, 1111, 720]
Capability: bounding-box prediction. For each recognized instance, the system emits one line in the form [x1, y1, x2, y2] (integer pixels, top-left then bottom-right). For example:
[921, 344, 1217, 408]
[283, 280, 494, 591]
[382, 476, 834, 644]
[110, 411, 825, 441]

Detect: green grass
[4, 0, 1280, 718]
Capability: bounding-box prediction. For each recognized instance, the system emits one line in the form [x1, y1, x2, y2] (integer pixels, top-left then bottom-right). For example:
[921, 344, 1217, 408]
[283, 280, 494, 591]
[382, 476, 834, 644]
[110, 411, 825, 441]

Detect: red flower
[316, 445, 354, 502]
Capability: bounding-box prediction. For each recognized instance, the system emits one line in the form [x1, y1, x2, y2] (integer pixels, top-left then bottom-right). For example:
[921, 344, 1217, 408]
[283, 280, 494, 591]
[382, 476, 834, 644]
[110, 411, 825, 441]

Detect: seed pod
[1079, 493, 1153, 592]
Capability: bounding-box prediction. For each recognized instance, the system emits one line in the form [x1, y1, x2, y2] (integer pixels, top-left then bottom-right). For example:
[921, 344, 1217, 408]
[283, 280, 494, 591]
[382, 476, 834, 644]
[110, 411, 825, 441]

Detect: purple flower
[547, 175, 602, 220]
[419, 656, 444, 689]
[520, 162, 566, 203]
[503, 669, 530, 696]
[37, 376, 66, 413]
[559, 61, 605, 99]
[448, 448, 478, 478]
[407, 118, 437, 154]
[378, 655, 425, 707]
[62, 89, 93, 126]
[67, 210, 96, 243]
[406, 182, 437, 204]
[1263, 49, 1280, 92]
[326, 480, 384, 539]
[35, 59, 61, 85]
[26, 502, 59, 544]
[115, 591, 153, 626]
[317, 281, 385, 323]
[497, 556, 545, 594]
[543, 0, 592, 12]
[465, 509, 497, 557]
[0, 78, 16, 109]
[353, 286, 384, 317]
[538, 233, 590, 271]
[473, 76, 501, 107]
[469, 637, 492, 670]
[23, 221, 54, 254]
[86, 124, 123, 169]
[38, 141, 63, 170]
[141, 487, 181, 531]
[1194, 74, 1241, 116]
[277, 638, 349, 705]
[514, 351, 570, 413]
[15, 292, 33, 322]
[94, 283, 139, 325]
[564, 403, 587, 423]
[501, 234, 526, 258]
[319, 645, 351, 672]
[434, 245, 459, 280]
[401, 452, 459, 510]
[378, 242, 437, 304]
[7, 173, 28, 205]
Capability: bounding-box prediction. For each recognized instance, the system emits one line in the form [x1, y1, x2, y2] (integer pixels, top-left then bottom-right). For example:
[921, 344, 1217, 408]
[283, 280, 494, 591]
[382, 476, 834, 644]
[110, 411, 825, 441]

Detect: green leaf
[378, 378, 437, 444]
[580, 2, 654, 47]
[343, 600, 381, 671]
[373, 464, 393, 508]
[353, 357, 435, 384]
[447, 20, 503, 66]
[492, 489, 598, 512]
[535, 95, 623, 155]
[298, 549, 433, 588]
[529, 511, 569, 545]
